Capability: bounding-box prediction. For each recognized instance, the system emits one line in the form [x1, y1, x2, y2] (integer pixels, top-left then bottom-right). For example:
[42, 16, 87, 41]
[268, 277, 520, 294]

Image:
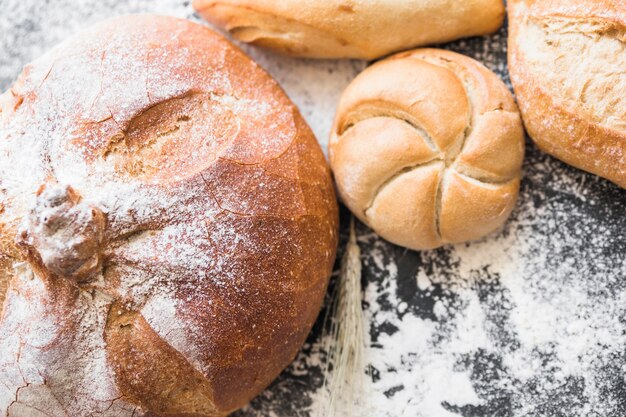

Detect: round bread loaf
[329, 49, 525, 251]
[193, 0, 505, 59]
[508, 0, 626, 188]
[0, 15, 338, 416]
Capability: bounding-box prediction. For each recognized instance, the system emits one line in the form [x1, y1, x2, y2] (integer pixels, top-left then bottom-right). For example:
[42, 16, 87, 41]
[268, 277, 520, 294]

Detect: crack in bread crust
[363, 160, 443, 216]
[337, 102, 441, 154]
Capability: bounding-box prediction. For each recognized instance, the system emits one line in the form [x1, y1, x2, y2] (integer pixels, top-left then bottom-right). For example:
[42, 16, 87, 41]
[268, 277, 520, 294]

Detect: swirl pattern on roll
[330, 49, 525, 250]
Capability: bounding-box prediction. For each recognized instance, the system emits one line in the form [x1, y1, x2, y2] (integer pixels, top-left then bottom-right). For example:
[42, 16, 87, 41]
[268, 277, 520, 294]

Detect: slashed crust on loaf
[508, 0, 626, 188]
[0, 15, 338, 416]
[329, 49, 525, 250]
[193, 0, 505, 59]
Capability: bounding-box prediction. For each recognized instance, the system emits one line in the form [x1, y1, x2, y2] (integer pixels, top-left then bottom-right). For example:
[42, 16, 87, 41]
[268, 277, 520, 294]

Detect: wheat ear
[323, 217, 365, 417]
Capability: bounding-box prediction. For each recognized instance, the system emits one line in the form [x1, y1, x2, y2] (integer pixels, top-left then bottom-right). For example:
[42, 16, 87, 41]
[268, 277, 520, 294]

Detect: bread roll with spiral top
[0, 15, 338, 416]
[329, 49, 525, 250]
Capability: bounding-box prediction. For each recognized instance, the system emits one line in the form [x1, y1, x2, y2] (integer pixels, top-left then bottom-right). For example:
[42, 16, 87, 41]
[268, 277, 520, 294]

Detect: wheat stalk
[322, 217, 365, 417]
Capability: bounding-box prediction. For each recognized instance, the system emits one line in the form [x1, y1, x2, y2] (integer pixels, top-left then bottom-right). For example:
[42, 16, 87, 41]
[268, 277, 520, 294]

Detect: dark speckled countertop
[1, 1, 625, 416]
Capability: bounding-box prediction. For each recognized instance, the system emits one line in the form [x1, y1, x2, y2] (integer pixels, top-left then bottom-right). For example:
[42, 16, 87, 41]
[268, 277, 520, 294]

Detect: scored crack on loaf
[508, 0, 626, 188]
[0, 15, 338, 416]
[192, 0, 506, 59]
[329, 48, 525, 251]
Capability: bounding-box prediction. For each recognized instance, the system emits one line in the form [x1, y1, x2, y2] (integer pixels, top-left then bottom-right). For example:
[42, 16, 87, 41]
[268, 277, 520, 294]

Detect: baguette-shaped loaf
[193, 0, 505, 59]
[508, 0, 626, 188]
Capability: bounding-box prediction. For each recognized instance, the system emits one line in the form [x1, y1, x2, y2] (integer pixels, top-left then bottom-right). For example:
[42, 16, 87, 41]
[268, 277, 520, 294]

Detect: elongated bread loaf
[193, 0, 505, 59]
[329, 49, 525, 250]
[508, 0, 626, 188]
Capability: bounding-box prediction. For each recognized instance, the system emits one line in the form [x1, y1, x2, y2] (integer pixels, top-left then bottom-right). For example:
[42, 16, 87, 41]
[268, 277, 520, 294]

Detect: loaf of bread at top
[508, 0, 626, 188]
[330, 49, 525, 250]
[0, 15, 338, 416]
[193, 0, 506, 59]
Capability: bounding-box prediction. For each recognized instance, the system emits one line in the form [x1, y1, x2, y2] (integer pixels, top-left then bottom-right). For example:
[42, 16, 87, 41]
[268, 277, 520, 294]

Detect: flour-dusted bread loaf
[193, 0, 505, 59]
[329, 49, 525, 250]
[0, 15, 338, 416]
[508, 0, 626, 188]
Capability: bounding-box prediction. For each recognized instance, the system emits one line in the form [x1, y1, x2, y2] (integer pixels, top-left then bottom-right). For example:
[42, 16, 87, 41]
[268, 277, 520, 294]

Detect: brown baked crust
[192, 0, 505, 59]
[508, 0, 626, 188]
[0, 15, 338, 416]
[329, 48, 524, 250]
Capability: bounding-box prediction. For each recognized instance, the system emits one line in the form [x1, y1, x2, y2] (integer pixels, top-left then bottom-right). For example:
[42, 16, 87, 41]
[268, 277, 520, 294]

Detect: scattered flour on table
[303, 165, 625, 417]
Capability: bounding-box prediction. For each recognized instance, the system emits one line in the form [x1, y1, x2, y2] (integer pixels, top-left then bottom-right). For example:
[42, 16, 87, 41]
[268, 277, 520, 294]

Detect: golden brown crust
[104, 302, 221, 416]
[520, 0, 626, 26]
[0, 224, 16, 311]
[0, 15, 338, 416]
[508, 0, 626, 188]
[193, 0, 505, 59]
[329, 48, 524, 250]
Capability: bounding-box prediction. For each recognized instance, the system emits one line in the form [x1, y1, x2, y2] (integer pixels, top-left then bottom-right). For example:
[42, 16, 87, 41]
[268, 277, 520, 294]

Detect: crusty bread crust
[508, 0, 626, 188]
[193, 0, 505, 59]
[329, 49, 525, 250]
[0, 15, 338, 416]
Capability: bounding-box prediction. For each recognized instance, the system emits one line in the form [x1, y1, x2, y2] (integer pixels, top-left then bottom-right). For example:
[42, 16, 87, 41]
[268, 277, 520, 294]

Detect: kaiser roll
[0, 15, 338, 416]
[508, 0, 626, 188]
[329, 49, 525, 251]
[193, 0, 506, 60]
